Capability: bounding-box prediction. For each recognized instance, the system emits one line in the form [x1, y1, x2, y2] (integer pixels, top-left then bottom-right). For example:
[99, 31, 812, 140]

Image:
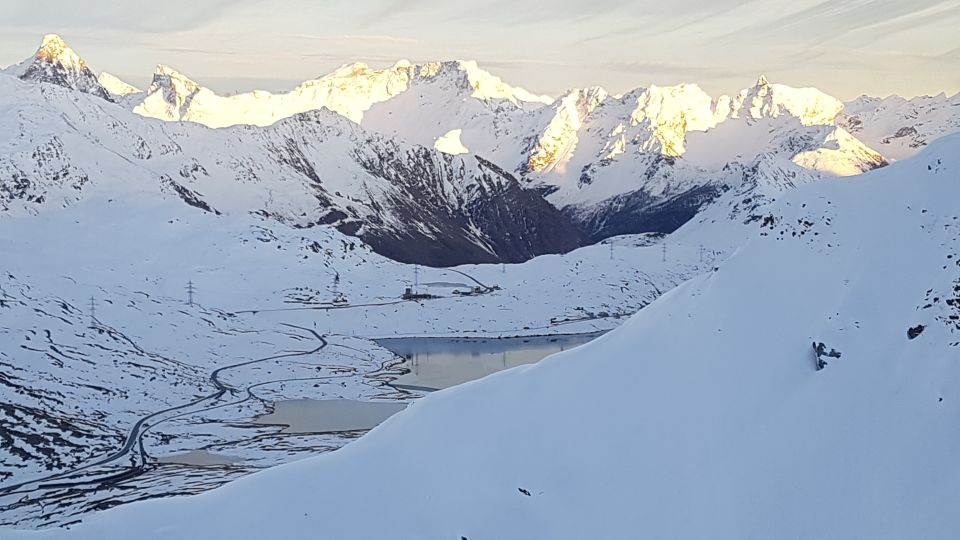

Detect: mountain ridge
[2, 33, 958, 261]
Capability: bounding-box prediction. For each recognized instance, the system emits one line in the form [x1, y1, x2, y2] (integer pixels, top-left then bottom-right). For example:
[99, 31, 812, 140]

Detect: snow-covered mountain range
[3, 34, 959, 263]
[120, 59, 898, 241]
[839, 92, 960, 161]
[0, 38, 582, 266]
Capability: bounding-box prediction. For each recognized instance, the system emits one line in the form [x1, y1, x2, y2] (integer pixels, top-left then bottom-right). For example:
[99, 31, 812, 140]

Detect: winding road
[0, 324, 328, 498]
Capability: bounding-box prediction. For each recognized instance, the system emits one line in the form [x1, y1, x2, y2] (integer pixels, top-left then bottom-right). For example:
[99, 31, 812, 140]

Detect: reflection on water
[377, 332, 604, 391]
[252, 399, 406, 434]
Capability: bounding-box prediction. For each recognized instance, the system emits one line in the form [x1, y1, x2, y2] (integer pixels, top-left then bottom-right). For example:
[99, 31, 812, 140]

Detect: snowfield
[7, 128, 958, 540]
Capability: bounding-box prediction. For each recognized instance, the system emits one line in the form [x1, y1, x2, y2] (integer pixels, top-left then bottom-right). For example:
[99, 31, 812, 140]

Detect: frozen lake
[377, 332, 604, 391]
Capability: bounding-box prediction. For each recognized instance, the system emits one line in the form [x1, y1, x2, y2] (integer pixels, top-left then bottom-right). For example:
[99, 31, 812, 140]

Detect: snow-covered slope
[0, 50, 582, 266]
[0, 187, 713, 526]
[840, 92, 960, 161]
[97, 72, 140, 97]
[15, 130, 959, 540]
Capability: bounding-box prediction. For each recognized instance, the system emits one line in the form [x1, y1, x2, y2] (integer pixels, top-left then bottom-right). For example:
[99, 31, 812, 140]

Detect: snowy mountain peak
[151, 64, 202, 90]
[35, 34, 79, 65]
[726, 78, 843, 126]
[98, 72, 141, 96]
[412, 60, 553, 107]
[2, 33, 113, 102]
[621, 83, 721, 156]
[132, 65, 209, 122]
[330, 62, 374, 77]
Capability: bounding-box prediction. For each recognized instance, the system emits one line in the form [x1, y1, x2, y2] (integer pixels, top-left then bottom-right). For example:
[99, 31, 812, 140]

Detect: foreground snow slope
[9, 133, 958, 540]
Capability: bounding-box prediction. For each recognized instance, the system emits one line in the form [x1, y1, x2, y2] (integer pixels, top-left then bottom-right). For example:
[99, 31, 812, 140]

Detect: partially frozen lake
[378, 332, 604, 391]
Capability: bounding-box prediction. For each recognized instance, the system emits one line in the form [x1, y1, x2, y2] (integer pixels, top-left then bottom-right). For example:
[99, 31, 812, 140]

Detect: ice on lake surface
[252, 399, 407, 434]
[377, 333, 604, 391]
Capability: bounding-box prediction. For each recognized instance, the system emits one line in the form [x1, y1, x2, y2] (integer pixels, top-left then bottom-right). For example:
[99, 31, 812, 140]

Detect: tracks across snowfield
[0, 323, 334, 520]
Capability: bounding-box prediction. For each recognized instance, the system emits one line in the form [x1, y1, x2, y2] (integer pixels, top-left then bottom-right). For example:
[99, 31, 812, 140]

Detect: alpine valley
[1, 33, 959, 538]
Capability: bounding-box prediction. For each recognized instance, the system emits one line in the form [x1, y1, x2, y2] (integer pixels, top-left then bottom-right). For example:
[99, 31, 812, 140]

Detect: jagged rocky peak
[564, 86, 609, 111]
[524, 87, 610, 173]
[410, 60, 553, 107]
[127, 64, 211, 122]
[5, 34, 113, 101]
[149, 64, 203, 93]
[725, 75, 843, 126]
[35, 34, 79, 64]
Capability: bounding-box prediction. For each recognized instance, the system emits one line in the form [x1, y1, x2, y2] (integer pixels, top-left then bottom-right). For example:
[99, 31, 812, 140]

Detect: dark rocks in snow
[160, 177, 220, 215]
[813, 341, 842, 371]
[908, 325, 926, 339]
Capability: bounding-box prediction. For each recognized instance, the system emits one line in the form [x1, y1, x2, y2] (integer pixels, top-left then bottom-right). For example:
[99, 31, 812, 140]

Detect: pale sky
[1, 0, 958, 99]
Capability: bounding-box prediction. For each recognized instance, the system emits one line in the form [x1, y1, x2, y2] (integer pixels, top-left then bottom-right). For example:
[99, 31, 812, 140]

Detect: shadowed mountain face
[332, 150, 585, 266]
[567, 183, 728, 242]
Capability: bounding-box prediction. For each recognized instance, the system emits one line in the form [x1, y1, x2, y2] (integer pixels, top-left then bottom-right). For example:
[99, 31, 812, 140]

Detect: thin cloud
[2, 0, 249, 33]
[286, 33, 419, 45]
